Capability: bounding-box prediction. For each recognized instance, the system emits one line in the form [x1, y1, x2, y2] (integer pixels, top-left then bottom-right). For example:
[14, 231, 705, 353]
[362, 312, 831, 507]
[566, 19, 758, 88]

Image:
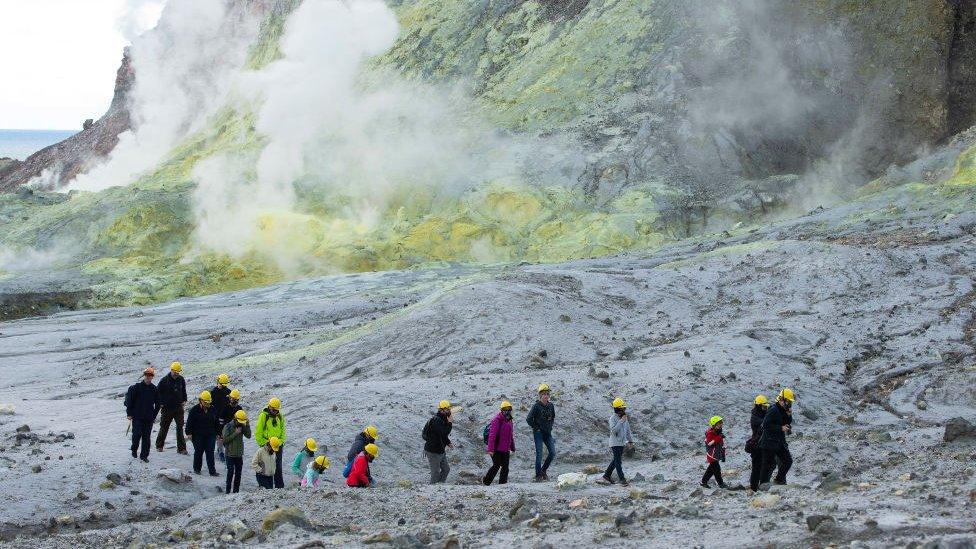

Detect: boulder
[364, 531, 393, 544]
[261, 507, 311, 532]
[156, 468, 191, 484]
[0, 404, 14, 415]
[806, 515, 836, 532]
[556, 472, 587, 489]
[392, 534, 424, 549]
[944, 417, 976, 442]
[750, 494, 781, 508]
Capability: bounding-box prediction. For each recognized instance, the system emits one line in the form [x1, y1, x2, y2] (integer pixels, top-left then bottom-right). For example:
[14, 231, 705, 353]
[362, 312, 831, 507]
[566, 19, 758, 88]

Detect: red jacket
[346, 452, 371, 487]
[705, 427, 725, 463]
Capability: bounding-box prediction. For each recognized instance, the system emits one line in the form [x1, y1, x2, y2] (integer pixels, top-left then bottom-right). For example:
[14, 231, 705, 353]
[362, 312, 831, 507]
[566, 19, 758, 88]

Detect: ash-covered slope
[0, 165, 974, 546]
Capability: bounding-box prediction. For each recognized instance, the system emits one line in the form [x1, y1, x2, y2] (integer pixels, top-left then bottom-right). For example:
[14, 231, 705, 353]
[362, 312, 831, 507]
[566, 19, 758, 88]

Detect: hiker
[222, 409, 251, 494]
[125, 367, 160, 462]
[526, 383, 555, 482]
[701, 415, 727, 488]
[422, 400, 453, 484]
[252, 436, 281, 489]
[346, 443, 378, 488]
[255, 398, 286, 488]
[302, 455, 330, 489]
[483, 401, 516, 486]
[291, 438, 318, 477]
[155, 362, 187, 454]
[600, 397, 634, 486]
[185, 391, 220, 476]
[758, 388, 795, 486]
[343, 425, 378, 482]
[747, 395, 770, 491]
[210, 374, 231, 462]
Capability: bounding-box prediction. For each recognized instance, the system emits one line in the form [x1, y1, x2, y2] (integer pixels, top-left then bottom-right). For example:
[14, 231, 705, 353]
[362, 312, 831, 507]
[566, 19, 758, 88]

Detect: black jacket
[758, 402, 792, 451]
[222, 402, 242, 426]
[422, 412, 453, 454]
[125, 381, 160, 422]
[750, 406, 766, 438]
[157, 373, 187, 410]
[346, 432, 373, 463]
[185, 404, 220, 438]
[526, 400, 555, 433]
[210, 385, 231, 422]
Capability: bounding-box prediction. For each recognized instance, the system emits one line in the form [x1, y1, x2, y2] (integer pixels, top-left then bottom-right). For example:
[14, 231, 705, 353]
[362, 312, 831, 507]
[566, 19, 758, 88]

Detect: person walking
[600, 397, 634, 486]
[222, 409, 251, 494]
[291, 438, 318, 477]
[422, 400, 453, 484]
[302, 455, 330, 489]
[343, 425, 378, 480]
[747, 395, 770, 491]
[701, 415, 727, 488]
[758, 388, 795, 486]
[185, 391, 220, 476]
[155, 362, 187, 454]
[346, 443, 378, 488]
[125, 367, 160, 462]
[255, 397, 286, 488]
[526, 384, 555, 482]
[210, 374, 231, 463]
[252, 436, 281, 489]
[483, 401, 516, 486]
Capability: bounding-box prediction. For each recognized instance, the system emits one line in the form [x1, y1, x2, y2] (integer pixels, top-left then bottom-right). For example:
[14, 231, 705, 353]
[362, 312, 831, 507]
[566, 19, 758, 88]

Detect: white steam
[117, 0, 167, 41]
[69, 0, 259, 192]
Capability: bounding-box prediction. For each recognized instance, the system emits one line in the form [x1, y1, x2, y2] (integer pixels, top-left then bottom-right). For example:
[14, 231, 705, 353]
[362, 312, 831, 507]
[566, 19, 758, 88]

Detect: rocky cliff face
[0, 52, 133, 192]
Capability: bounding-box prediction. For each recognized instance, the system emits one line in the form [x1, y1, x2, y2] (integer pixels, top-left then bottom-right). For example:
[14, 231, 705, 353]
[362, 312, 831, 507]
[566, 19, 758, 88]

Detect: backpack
[342, 459, 353, 478]
[422, 417, 432, 442]
[482, 424, 490, 445]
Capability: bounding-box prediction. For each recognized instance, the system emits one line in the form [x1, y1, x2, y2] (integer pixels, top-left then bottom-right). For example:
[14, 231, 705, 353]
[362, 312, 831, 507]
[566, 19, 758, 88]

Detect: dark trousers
[256, 473, 274, 489]
[130, 419, 153, 459]
[155, 407, 185, 452]
[604, 445, 625, 481]
[483, 451, 510, 485]
[225, 456, 243, 493]
[192, 434, 217, 474]
[533, 431, 555, 477]
[749, 450, 764, 490]
[760, 446, 792, 484]
[274, 448, 285, 488]
[702, 461, 724, 486]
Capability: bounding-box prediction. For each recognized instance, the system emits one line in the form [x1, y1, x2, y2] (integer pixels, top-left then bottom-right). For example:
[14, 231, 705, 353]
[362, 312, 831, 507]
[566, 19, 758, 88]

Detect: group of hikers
[125, 362, 797, 493]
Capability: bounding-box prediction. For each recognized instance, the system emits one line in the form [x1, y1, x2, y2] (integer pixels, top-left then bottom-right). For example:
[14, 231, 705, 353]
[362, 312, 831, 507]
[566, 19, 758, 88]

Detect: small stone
[168, 530, 185, 541]
[631, 472, 645, 483]
[614, 511, 635, 528]
[15, 425, 30, 433]
[818, 473, 851, 493]
[106, 473, 123, 484]
[391, 534, 424, 549]
[31, 465, 42, 473]
[76, 492, 89, 501]
[0, 404, 14, 415]
[806, 515, 835, 532]
[944, 417, 976, 442]
[897, 472, 915, 481]
[750, 494, 781, 508]
[629, 488, 648, 500]
[261, 507, 311, 532]
[363, 531, 393, 544]
[99, 480, 116, 489]
[569, 498, 585, 509]
[582, 465, 601, 475]
[54, 515, 74, 526]
[397, 479, 413, 488]
[220, 533, 233, 542]
[559, 315, 571, 322]
[916, 400, 928, 410]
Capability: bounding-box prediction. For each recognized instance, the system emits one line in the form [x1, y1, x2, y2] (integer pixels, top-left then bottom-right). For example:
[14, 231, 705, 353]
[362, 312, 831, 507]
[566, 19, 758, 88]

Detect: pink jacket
[487, 412, 515, 453]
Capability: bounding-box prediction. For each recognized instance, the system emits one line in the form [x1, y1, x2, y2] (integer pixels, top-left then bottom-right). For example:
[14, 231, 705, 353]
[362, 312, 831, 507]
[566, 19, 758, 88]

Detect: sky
[0, 0, 165, 130]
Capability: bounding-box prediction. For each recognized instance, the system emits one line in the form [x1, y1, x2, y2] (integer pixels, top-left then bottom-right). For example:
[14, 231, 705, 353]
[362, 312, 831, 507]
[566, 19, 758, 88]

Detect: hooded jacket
[185, 403, 220, 438]
[705, 426, 725, 463]
[422, 412, 453, 454]
[255, 408, 286, 447]
[222, 420, 252, 458]
[758, 402, 792, 451]
[486, 411, 515, 453]
[125, 381, 160, 422]
[251, 446, 276, 476]
[346, 452, 371, 487]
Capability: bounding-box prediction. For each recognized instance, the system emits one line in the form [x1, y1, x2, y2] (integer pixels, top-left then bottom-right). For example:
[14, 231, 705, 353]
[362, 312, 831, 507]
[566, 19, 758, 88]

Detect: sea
[0, 129, 77, 161]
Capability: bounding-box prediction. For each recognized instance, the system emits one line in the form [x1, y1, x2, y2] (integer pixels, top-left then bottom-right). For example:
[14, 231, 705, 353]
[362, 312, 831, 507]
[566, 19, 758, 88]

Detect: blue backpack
[342, 459, 353, 478]
[483, 424, 490, 445]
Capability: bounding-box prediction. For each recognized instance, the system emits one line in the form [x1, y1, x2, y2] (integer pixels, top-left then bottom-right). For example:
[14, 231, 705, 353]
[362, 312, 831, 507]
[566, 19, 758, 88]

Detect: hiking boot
[533, 475, 544, 483]
[140, 457, 149, 463]
[193, 470, 201, 475]
[597, 475, 615, 485]
[177, 450, 189, 455]
[620, 480, 629, 487]
[773, 479, 787, 486]
[541, 471, 549, 481]
[155, 447, 164, 452]
[718, 483, 729, 489]
[700, 481, 710, 488]
[131, 450, 137, 459]
[209, 472, 220, 477]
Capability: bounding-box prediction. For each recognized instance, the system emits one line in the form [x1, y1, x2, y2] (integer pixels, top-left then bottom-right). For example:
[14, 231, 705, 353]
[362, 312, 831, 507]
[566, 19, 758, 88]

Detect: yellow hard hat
[500, 400, 513, 410]
[754, 395, 768, 406]
[779, 388, 796, 402]
[268, 436, 282, 451]
[315, 455, 330, 468]
[438, 400, 451, 410]
[612, 397, 626, 408]
[268, 397, 281, 410]
[538, 383, 550, 393]
[364, 425, 378, 440]
[305, 438, 317, 452]
[234, 410, 247, 423]
[199, 390, 212, 402]
[217, 373, 230, 386]
[229, 389, 240, 400]
[710, 415, 723, 427]
[364, 443, 379, 458]
[170, 362, 182, 373]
